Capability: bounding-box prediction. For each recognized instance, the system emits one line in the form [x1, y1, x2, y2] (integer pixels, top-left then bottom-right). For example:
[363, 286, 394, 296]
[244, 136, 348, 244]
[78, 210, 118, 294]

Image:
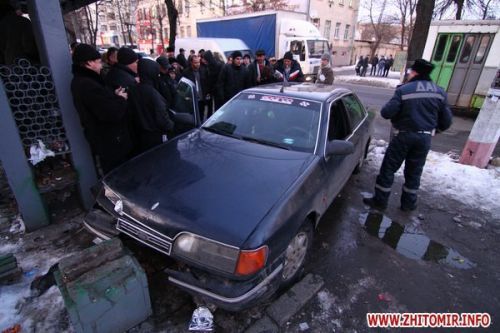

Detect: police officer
[363, 59, 453, 211]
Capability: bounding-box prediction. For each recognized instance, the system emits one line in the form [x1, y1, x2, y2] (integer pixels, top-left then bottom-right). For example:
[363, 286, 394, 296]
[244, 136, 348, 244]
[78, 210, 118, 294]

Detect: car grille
[117, 217, 172, 255]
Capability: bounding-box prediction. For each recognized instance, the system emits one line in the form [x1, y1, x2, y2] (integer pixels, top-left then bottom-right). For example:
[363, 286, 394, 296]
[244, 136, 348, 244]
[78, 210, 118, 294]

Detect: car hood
[103, 129, 315, 247]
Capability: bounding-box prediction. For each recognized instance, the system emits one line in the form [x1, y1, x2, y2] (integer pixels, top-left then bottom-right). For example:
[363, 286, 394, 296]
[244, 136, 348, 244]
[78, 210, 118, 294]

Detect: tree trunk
[165, 0, 178, 49]
[454, 0, 464, 19]
[116, 0, 129, 45]
[405, 0, 435, 78]
[157, 4, 165, 50]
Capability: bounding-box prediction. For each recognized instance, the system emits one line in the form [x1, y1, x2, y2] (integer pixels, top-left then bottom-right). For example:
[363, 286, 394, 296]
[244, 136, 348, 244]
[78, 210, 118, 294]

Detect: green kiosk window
[433, 35, 448, 62]
[446, 35, 462, 62]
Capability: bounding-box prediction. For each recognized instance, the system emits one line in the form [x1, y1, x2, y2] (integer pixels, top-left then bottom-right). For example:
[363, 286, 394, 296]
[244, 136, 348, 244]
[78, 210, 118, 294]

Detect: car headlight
[173, 233, 239, 274]
[104, 186, 120, 205]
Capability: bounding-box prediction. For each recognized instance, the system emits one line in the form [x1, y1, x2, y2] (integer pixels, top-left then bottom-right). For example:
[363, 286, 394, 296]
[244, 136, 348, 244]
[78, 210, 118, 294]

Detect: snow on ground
[335, 75, 400, 89]
[367, 140, 500, 221]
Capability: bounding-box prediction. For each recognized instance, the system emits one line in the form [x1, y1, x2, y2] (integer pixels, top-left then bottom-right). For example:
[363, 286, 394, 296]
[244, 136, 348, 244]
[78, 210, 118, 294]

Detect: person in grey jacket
[363, 59, 452, 211]
[316, 53, 334, 85]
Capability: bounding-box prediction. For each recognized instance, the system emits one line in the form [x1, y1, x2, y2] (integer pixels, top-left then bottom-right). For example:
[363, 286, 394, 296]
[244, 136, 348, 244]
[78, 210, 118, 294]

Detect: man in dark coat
[274, 51, 304, 82]
[202, 50, 224, 112]
[176, 48, 188, 69]
[105, 47, 138, 90]
[182, 55, 210, 121]
[70, 44, 133, 175]
[128, 58, 174, 153]
[216, 51, 250, 106]
[248, 49, 274, 87]
[0, 2, 39, 64]
[363, 59, 452, 211]
[384, 54, 394, 77]
[360, 55, 369, 77]
[370, 54, 379, 76]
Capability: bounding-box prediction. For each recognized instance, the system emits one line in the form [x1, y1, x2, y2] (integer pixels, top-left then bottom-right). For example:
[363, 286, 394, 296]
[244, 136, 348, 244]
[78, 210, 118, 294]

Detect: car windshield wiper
[240, 136, 290, 150]
[202, 126, 242, 140]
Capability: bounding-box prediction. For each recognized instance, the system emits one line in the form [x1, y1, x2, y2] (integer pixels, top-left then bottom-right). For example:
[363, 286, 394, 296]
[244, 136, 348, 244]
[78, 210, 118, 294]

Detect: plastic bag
[188, 306, 214, 331]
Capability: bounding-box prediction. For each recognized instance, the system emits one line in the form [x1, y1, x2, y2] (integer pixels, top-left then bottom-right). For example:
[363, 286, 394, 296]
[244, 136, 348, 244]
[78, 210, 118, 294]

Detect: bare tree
[80, 1, 103, 46]
[393, 0, 417, 50]
[165, 0, 178, 49]
[244, 0, 289, 12]
[405, 0, 435, 77]
[366, 0, 393, 57]
[114, 0, 136, 46]
[434, 0, 476, 20]
[154, 0, 167, 50]
[475, 0, 496, 19]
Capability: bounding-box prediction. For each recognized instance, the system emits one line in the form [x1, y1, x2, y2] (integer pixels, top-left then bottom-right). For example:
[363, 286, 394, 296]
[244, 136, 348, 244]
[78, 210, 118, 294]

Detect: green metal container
[55, 238, 152, 333]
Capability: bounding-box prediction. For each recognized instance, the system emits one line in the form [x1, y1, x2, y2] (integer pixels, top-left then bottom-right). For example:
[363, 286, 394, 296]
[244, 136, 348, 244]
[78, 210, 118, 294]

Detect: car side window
[175, 79, 196, 115]
[327, 100, 351, 141]
[342, 95, 365, 130]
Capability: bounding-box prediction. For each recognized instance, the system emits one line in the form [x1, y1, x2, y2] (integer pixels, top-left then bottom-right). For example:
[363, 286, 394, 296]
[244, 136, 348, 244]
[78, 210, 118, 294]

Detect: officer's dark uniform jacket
[381, 79, 452, 132]
[372, 76, 452, 210]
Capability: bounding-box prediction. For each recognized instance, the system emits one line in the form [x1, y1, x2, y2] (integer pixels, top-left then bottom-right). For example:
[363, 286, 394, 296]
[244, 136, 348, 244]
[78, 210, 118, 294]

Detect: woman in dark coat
[128, 58, 174, 154]
[70, 44, 132, 175]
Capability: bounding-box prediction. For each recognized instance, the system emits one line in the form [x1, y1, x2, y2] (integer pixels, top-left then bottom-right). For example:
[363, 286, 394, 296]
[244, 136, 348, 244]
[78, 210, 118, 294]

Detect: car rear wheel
[281, 222, 313, 284]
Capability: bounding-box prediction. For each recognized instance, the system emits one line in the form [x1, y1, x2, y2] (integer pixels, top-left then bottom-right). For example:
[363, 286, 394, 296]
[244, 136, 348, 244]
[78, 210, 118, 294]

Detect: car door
[169, 77, 201, 136]
[341, 94, 368, 165]
[322, 97, 356, 201]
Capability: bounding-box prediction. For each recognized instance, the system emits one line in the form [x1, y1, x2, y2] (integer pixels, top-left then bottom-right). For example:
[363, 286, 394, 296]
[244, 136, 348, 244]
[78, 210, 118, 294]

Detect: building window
[110, 24, 117, 31]
[324, 20, 331, 39]
[339, 0, 344, 5]
[187, 25, 192, 37]
[334, 22, 341, 39]
[180, 26, 185, 38]
[178, 0, 183, 14]
[101, 25, 107, 31]
[312, 18, 320, 29]
[344, 24, 350, 40]
[349, 0, 353, 7]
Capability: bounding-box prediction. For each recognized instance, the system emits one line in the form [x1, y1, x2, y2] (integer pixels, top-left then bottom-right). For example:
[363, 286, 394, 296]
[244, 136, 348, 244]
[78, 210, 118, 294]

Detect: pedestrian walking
[384, 54, 394, 77]
[363, 59, 453, 211]
[176, 48, 188, 69]
[315, 53, 334, 85]
[377, 56, 386, 76]
[355, 56, 363, 76]
[182, 55, 210, 121]
[360, 55, 369, 77]
[370, 54, 379, 76]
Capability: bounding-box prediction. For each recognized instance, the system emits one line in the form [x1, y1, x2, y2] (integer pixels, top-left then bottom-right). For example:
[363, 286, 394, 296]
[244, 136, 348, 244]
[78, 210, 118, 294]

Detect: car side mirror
[325, 140, 355, 157]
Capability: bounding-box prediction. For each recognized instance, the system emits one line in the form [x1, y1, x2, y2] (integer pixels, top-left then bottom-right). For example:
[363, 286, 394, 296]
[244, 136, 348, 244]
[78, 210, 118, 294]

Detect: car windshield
[203, 92, 321, 153]
[307, 40, 330, 58]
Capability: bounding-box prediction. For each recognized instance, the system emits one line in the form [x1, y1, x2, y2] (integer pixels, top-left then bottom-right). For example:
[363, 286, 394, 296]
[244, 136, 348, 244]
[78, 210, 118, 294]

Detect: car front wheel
[281, 222, 313, 284]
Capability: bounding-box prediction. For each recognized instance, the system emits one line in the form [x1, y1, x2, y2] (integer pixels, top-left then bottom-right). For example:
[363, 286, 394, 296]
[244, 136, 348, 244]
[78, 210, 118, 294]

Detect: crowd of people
[70, 43, 335, 176]
[355, 54, 394, 77]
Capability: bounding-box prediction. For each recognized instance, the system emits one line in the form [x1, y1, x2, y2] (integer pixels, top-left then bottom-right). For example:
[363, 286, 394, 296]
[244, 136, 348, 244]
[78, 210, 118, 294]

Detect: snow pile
[368, 141, 500, 220]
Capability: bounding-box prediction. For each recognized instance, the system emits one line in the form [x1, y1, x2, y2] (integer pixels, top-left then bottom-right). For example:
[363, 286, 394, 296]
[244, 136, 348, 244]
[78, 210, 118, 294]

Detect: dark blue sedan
[86, 78, 373, 311]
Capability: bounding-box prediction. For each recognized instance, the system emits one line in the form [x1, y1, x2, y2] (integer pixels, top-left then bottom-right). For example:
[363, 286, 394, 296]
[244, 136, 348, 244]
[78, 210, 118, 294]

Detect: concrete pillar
[459, 86, 500, 168]
[0, 83, 49, 231]
[27, 0, 97, 209]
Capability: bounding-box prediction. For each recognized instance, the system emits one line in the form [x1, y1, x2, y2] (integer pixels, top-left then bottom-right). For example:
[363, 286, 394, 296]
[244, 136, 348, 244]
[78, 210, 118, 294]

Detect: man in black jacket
[105, 47, 138, 90]
[128, 59, 174, 153]
[182, 55, 210, 121]
[370, 54, 379, 76]
[70, 44, 133, 175]
[363, 59, 452, 211]
[216, 51, 250, 106]
[248, 49, 274, 87]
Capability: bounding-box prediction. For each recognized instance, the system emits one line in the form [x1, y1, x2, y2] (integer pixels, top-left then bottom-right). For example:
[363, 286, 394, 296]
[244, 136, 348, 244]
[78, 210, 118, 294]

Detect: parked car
[85, 79, 373, 311]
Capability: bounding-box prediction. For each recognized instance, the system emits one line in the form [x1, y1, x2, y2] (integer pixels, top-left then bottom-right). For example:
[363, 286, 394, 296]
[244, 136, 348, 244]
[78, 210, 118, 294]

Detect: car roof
[244, 83, 353, 102]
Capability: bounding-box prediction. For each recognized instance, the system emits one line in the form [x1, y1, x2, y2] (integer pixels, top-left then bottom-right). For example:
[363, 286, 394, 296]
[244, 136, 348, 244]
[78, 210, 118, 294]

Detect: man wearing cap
[105, 47, 138, 90]
[364, 59, 452, 211]
[176, 48, 188, 68]
[70, 44, 133, 175]
[248, 49, 274, 87]
[274, 51, 304, 82]
[216, 50, 249, 105]
[316, 53, 334, 85]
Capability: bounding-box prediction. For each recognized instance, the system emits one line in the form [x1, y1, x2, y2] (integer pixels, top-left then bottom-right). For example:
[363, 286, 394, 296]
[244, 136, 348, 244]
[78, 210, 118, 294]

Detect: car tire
[353, 139, 370, 174]
[280, 221, 313, 286]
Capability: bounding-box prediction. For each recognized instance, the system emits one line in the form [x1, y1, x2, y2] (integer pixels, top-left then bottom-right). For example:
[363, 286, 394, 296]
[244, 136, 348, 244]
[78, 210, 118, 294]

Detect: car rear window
[204, 93, 321, 152]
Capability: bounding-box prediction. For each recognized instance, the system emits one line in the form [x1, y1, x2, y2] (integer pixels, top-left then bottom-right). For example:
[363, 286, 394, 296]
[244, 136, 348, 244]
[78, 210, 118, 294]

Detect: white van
[174, 38, 253, 63]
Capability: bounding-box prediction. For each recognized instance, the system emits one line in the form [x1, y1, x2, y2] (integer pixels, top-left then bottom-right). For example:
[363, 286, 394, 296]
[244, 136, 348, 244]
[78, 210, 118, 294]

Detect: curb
[245, 274, 324, 332]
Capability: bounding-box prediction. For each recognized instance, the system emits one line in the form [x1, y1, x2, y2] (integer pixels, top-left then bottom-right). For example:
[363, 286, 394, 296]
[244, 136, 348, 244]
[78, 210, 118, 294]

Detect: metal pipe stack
[0, 58, 69, 154]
